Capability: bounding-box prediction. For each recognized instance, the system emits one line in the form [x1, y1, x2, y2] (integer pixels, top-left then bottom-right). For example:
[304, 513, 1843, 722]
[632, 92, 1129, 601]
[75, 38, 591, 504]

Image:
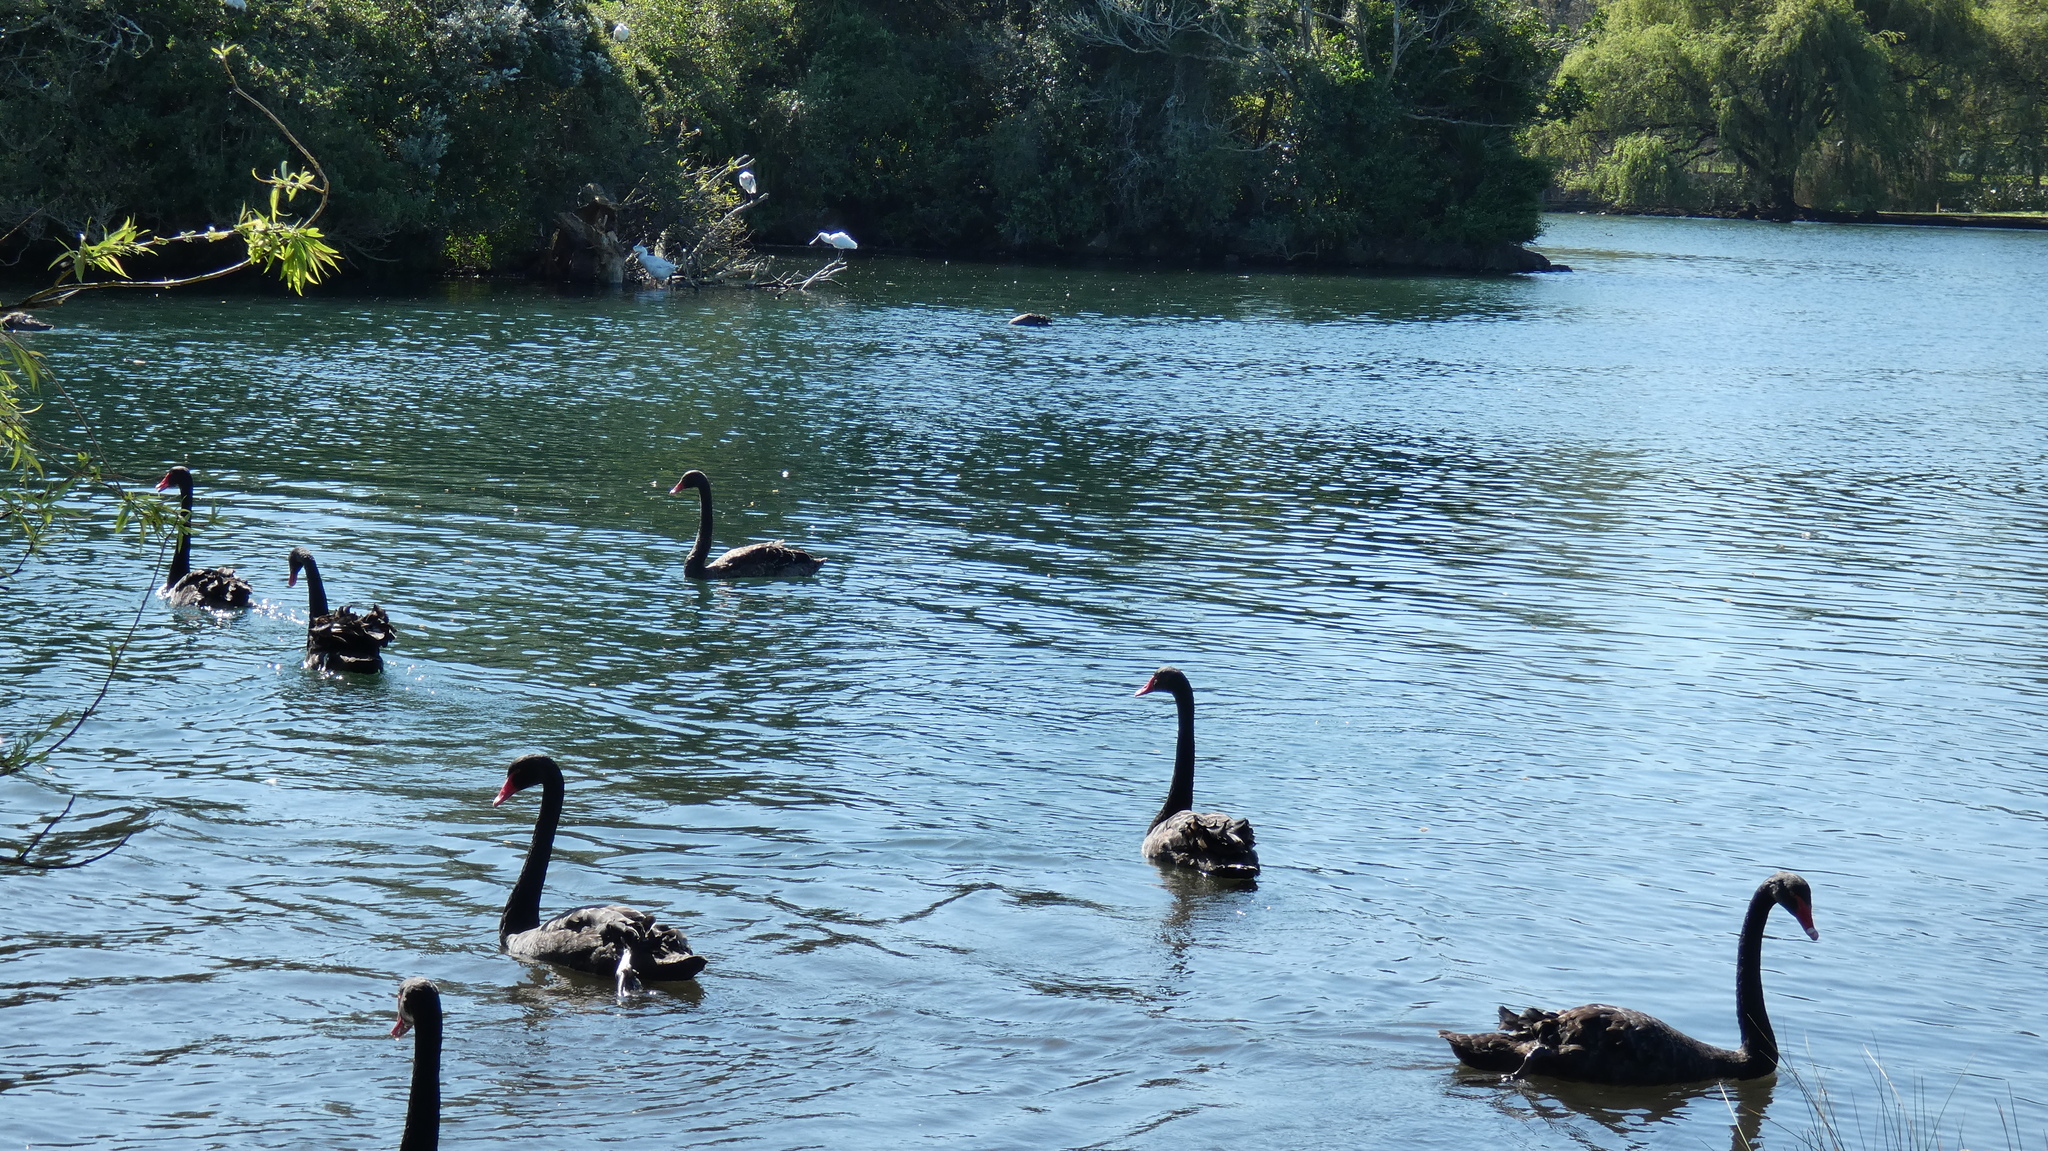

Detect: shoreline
[1547, 205, 2048, 231]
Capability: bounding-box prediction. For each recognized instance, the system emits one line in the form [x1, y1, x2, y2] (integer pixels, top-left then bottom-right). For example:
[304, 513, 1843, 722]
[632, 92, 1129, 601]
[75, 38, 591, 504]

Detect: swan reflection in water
[502, 961, 707, 1020]
[1459, 1071, 1776, 1151]
[1154, 867, 1261, 976]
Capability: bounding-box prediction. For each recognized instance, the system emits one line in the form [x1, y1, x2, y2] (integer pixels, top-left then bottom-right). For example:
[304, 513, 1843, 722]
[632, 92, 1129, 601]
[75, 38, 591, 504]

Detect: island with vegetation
[5, 0, 1559, 275]
[4, 0, 2043, 287]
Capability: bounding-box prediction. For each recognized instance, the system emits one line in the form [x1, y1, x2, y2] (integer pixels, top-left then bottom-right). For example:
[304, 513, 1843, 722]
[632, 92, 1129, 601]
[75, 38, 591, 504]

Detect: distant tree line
[0, 0, 1555, 271]
[12, 0, 2024, 271]
[1531, 0, 2048, 214]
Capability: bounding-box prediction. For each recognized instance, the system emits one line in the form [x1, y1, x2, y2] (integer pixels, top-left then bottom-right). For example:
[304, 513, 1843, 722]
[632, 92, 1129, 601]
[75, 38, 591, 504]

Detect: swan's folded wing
[1144, 810, 1260, 875]
[1498, 1005, 1561, 1040]
[508, 904, 646, 973]
[310, 604, 398, 652]
[175, 566, 253, 608]
[709, 540, 824, 577]
[513, 904, 706, 981]
[350, 604, 398, 647]
[636, 920, 707, 980]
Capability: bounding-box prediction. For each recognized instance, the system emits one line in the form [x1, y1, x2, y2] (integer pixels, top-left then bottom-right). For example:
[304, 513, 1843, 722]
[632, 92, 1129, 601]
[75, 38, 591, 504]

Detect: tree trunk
[543, 185, 629, 285]
[1764, 171, 1798, 220]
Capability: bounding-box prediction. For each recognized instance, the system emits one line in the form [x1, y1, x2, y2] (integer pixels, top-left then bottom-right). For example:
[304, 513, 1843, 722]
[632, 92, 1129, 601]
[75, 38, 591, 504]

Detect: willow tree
[1542, 0, 1903, 213]
[1965, 0, 2048, 199]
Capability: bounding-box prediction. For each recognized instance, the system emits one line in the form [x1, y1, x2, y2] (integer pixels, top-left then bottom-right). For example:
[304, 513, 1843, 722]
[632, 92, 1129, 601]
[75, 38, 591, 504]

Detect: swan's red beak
[154, 472, 173, 491]
[668, 478, 687, 494]
[1790, 900, 1819, 941]
[1134, 679, 1157, 696]
[286, 571, 298, 587]
[390, 1014, 411, 1038]
[492, 777, 517, 807]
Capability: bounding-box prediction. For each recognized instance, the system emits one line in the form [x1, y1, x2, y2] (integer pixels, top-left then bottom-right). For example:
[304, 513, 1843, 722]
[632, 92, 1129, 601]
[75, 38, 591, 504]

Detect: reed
[1763, 1049, 2036, 1151]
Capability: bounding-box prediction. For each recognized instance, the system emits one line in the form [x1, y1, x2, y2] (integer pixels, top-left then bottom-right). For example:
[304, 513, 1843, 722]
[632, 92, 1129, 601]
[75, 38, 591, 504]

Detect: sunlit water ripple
[3, 214, 2045, 1149]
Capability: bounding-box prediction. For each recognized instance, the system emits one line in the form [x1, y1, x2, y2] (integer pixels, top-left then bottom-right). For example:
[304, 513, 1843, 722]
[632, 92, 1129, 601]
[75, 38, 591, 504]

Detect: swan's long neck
[401, 1006, 441, 1151]
[1732, 883, 1779, 1075]
[299, 555, 331, 618]
[684, 481, 714, 578]
[167, 480, 194, 587]
[499, 770, 562, 943]
[1151, 683, 1196, 829]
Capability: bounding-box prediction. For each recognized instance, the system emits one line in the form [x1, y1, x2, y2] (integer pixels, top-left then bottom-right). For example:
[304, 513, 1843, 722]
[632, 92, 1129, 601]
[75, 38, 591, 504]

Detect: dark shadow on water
[1454, 1069, 1776, 1151]
[503, 961, 707, 1020]
[1154, 865, 1258, 971]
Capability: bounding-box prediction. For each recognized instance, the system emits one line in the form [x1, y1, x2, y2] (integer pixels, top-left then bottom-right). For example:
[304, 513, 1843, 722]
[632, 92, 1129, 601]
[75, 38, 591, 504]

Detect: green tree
[1, 0, 646, 267]
[661, 0, 1559, 258]
[1546, 0, 1902, 214]
[1967, 0, 2048, 201]
[1535, 0, 2048, 214]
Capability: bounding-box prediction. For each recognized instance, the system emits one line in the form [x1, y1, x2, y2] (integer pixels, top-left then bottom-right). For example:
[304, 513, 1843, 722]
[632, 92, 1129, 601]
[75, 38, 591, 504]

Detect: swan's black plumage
[286, 546, 395, 673]
[669, 469, 824, 579]
[494, 754, 706, 995]
[1439, 871, 1820, 1085]
[390, 977, 441, 1151]
[1135, 667, 1259, 878]
[154, 467, 251, 609]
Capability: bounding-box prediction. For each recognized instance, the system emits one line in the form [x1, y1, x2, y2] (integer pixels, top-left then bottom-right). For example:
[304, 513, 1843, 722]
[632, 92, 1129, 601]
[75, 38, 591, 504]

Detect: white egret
[224, 0, 247, 9]
[737, 169, 757, 195]
[611, 20, 629, 40]
[632, 244, 677, 282]
[810, 230, 858, 250]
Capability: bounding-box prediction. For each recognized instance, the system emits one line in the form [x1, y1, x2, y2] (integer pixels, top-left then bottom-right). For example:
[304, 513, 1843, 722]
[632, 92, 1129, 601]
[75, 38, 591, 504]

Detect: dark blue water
[3, 213, 2045, 1149]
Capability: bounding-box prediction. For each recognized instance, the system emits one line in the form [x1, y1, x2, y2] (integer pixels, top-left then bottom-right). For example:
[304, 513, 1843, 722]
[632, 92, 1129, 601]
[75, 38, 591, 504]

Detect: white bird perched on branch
[611, 20, 629, 40]
[737, 169, 757, 195]
[632, 244, 677, 282]
[224, 0, 247, 10]
[810, 230, 858, 250]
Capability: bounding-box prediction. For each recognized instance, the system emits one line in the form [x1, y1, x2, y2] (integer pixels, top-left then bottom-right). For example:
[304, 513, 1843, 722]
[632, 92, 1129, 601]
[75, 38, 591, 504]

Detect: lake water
[4, 213, 2046, 1150]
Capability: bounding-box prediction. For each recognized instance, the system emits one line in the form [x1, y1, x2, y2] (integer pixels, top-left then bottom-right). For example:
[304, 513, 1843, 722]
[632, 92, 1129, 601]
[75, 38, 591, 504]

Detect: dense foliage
[2, 0, 647, 268]
[1531, 0, 2048, 212]
[1, 0, 1557, 268]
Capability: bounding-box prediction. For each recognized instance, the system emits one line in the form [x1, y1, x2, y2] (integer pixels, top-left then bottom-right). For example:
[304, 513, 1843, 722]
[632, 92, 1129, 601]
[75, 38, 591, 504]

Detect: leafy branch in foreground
[0, 46, 331, 870]
[1, 337, 175, 866]
[1, 332, 177, 564]
[6, 45, 340, 311]
[2, 797, 151, 871]
[1, 550, 165, 871]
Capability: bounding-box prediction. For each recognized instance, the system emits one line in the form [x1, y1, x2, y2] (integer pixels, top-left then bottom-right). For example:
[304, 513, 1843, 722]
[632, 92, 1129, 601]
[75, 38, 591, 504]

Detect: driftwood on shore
[540, 161, 847, 294]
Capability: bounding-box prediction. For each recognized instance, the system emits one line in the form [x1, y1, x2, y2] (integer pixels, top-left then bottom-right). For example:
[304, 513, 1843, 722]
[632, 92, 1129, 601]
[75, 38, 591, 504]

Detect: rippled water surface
[5, 214, 2047, 1149]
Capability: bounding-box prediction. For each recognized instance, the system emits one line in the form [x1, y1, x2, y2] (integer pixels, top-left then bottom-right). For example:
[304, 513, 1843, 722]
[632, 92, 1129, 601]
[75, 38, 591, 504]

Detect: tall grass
[1764, 1049, 2038, 1151]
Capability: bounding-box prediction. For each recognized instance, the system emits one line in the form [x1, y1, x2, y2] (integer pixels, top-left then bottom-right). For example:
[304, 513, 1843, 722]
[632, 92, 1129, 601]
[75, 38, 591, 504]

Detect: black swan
[389, 977, 442, 1151]
[286, 546, 396, 673]
[494, 753, 707, 995]
[668, 469, 824, 579]
[1134, 666, 1259, 878]
[1439, 871, 1821, 1085]
[153, 467, 252, 609]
